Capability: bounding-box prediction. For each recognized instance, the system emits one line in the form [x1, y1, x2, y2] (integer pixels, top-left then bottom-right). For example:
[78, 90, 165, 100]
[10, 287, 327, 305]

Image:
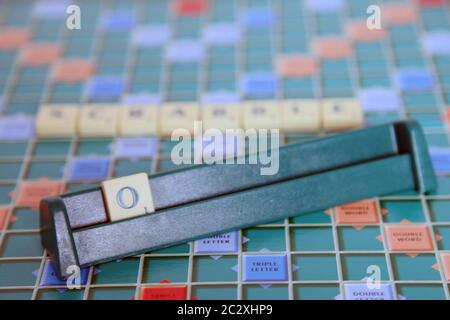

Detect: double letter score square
[101, 172, 155, 222]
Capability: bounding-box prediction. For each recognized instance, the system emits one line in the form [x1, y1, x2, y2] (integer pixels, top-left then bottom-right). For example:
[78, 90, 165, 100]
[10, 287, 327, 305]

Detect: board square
[19, 43, 61, 65]
[69, 158, 110, 181]
[347, 20, 385, 42]
[114, 137, 157, 158]
[52, 59, 95, 83]
[16, 180, 62, 209]
[0, 115, 35, 140]
[277, 55, 317, 78]
[194, 231, 239, 253]
[173, 0, 208, 16]
[141, 285, 187, 300]
[385, 224, 434, 251]
[0, 207, 8, 229]
[344, 283, 394, 300]
[441, 253, 450, 281]
[382, 3, 417, 25]
[41, 260, 89, 286]
[0, 28, 30, 50]
[335, 199, 379, 224]
[313, 37, 352, 59]
[243, 254, 288, 282]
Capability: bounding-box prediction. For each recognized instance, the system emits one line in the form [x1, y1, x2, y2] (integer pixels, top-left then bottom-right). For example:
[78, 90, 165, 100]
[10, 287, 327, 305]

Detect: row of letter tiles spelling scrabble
[0, 0, 450, 300]
[35, 100, 364, 138]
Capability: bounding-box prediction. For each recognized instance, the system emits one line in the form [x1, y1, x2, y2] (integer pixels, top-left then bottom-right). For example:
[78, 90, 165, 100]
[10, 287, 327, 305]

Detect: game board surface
[1, 0, 450, 300]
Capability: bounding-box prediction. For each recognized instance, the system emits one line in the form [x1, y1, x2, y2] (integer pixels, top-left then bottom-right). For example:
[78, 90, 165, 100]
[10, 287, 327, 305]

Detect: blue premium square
[243, 254, 288, 282]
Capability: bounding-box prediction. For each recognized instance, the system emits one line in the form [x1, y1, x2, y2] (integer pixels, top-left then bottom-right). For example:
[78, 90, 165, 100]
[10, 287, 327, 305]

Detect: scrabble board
[1, 0, 450, 300]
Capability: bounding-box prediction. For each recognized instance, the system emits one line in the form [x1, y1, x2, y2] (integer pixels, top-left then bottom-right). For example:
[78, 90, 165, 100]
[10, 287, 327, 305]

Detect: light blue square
[429, 148, 450, 175]
[70, 158, 110, 180]
[241, 73, 277, 97]
[243, 255, 288, 282]
[100, 11, 135, 32]
[396, 68, 434, 91]
[114, 137, 157, 158]
[85, 76, 125, 101]
[194, 231, 239, 253]
[41, 260, 89, 286]
[241, 7, 273, 29]
[344, 283, 394, 300]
